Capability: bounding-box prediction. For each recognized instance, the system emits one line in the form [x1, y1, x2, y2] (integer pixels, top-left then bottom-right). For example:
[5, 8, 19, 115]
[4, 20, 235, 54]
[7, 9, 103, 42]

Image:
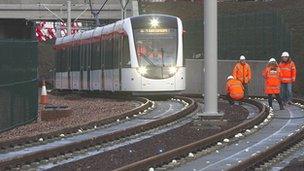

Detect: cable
[0, 79, 37, 88]
[119, 0, 130, 10]
[88, 0, 110, 16]
[96, 0, 111, 15]
[88, 0, 110, 26]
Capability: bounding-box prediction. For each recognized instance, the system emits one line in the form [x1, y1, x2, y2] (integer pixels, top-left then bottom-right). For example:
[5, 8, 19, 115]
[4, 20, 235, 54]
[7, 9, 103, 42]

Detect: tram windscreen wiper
[161, 48, 165, 67]
[142, 55, 156, 66]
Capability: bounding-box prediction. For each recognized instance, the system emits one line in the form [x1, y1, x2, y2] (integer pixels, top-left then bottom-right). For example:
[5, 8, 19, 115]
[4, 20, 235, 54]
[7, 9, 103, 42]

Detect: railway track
[114, 97, 269, 171]
[0, 96, 196, 170]
[39, 99, 255, 171]
[0, 97, 152, 153]
[113, 97, 304, 171]
[229, 98, 304, 171]
[5, 96, 303, 171]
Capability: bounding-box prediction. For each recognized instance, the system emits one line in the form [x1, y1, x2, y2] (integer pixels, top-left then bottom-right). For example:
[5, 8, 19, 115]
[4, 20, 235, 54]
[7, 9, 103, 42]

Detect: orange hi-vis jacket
[232, 62, 252, 84]
[278, 60, 296, 83]
[226, 79, 245, 100]
[263, 66, 282, 95]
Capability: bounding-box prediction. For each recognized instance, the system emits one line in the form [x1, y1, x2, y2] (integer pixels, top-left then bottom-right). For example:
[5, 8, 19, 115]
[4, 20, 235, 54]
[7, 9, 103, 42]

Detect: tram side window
[80, 45, 84, 71]
[105, 39, 113, 69]
[100, 38, 104, 69]
[113, 34, 119, 69]
[68, 47, 72, 71]
[77, 46, 81, 70]
[71, 47, 75, 71]
[91, 42, 101, 70]
[87, 44, 91, 70]
[82, 45, 87, 71]
[56, 50, 62, 72]
[105, 39, 109, 69]
[71, 46, 80, 71]
[110, 39, 114, 69]
[122, 36, 130, 68]
[62, 48, 69, 72]
[81, 45, 88, 71]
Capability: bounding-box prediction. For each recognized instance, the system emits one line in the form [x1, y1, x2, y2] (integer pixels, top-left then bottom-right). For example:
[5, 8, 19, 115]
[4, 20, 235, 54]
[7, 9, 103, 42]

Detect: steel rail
[0, 96, 197, 170]
[228, 98, 304, 171]
[115, 98, 268, 171]
[0, 97, 152, 151]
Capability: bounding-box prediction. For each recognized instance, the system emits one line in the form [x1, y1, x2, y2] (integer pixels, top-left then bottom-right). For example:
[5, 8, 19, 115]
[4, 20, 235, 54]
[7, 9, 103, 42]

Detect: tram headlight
[138, 67, 147, 75]
[169, 66, 178, 74]
[150, 18, 159, 28]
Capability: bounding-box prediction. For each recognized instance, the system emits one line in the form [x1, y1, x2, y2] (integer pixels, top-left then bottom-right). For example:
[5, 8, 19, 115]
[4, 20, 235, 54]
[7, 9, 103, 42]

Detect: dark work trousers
[280, 83, 293, 103]
[227, 94, 243, 105]
[268, 94, 284, 110]
[243, 83, 249, 97]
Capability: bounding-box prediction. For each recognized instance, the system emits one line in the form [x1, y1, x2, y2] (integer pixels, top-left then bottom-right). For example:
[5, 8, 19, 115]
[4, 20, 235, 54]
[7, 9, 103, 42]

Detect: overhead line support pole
[67, 1, 71, 35]
[203, 0, 219, 116]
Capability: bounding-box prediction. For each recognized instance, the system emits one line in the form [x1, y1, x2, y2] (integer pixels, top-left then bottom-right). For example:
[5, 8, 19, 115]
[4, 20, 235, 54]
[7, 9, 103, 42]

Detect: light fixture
[169, 66, 177, 74]
[138, 67, 147, 75]
[150, 18, 159, 28]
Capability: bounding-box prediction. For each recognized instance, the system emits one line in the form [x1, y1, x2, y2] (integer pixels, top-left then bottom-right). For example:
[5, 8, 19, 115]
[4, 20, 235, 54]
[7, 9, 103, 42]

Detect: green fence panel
[0, 40, 38, 132]
[218, 11, 291, 60]
[182, 11, 292, 60]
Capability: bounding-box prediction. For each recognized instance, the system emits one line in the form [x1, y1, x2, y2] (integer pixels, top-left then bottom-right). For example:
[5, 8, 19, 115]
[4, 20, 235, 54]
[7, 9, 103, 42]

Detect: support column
[67, 1, 71, 35]
[121, 0, 127, 19]
[132, 0, 139, 17]
[203, 0, 219, 116]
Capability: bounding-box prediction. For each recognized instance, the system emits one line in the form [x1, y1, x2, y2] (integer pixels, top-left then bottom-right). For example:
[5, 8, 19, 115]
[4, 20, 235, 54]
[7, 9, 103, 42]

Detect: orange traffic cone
[40, 81, 48, 105]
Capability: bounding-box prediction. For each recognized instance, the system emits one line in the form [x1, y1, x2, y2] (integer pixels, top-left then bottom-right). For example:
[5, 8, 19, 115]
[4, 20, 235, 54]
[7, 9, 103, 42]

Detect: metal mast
[203, 0, 219, 116]
[67, 1, 71, 35]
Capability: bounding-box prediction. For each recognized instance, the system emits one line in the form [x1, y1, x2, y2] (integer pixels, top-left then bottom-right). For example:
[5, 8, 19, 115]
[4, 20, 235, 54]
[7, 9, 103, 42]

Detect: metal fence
[184, 59, 267, 96]
[183, 11, 292, 60]
[0, 40, 38, 132]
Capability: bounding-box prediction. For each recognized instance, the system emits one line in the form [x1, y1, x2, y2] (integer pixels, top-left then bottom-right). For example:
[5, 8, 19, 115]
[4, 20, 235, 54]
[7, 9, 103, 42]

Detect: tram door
[101, 38, 105, 91]
[67, 47, 71, 89]
[80, 45, 84, 90]
[81, 44, 89, 90]
[87, 44, 91, 90]
[118, 37, 122, 91]
[113, 32, 121, 91]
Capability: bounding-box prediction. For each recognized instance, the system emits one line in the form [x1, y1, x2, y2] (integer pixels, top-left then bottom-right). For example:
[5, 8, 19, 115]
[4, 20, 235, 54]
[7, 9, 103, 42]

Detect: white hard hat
[227, 75, 234, 80]
[281, 51, 290, 57]
[269, 58, 276, 63]
[240, 55, 246, 60]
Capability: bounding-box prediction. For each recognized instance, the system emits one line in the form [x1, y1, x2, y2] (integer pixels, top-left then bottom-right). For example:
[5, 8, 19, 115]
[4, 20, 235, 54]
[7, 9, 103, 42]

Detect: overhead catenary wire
[88, 0, 110, 26]
[119, 0, 130, 10]
[119, 0, 130, 19]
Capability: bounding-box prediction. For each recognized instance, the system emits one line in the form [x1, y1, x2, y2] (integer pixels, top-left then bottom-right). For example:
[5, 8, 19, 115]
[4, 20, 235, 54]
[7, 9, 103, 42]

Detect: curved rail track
[115, 97, 269, 171]
[0, 97, 152, 152]
[114, 97, 304, 171]
[0, 96, 197, 170]
[5, 95, 303, 171]
[228, 98, 304, 171]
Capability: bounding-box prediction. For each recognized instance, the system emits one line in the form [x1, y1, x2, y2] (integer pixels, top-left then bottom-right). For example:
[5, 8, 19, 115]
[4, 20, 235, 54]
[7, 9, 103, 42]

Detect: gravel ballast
[49, 102, 249, 171]
[283, 157, 304, 171]
[0, 94, 136, 143]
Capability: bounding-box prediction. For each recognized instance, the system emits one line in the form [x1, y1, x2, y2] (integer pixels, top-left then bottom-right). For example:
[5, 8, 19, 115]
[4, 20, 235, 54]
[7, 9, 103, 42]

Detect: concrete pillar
[203, 0, 219, 116]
